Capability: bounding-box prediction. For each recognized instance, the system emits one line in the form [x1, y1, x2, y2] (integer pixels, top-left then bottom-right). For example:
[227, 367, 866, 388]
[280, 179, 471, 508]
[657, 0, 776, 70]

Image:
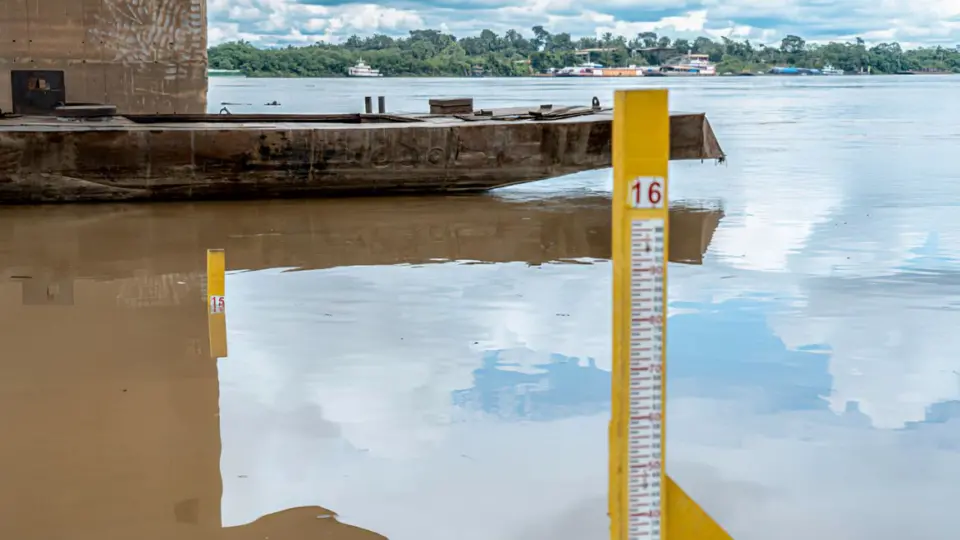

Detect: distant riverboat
[553, 54, 717, 77]
[348, 59, 382, 77]
[658, 53, 717, 76]
[822, 64, 845, 75]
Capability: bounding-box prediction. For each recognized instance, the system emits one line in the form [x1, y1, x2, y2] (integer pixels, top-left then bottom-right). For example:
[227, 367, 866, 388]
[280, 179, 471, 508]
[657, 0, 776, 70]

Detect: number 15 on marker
[209, 295, 225, 314]
[628, 177, 664, 209]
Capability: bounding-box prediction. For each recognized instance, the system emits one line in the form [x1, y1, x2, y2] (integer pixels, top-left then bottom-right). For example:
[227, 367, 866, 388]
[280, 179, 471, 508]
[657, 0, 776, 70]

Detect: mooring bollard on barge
[0, 95, 725, 204]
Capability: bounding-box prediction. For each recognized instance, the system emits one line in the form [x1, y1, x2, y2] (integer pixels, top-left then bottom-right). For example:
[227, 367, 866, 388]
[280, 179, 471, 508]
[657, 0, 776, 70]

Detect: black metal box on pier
[10, 70, 65, 115]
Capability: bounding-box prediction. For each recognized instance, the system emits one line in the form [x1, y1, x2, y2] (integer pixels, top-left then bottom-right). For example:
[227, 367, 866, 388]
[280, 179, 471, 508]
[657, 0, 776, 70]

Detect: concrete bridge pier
[0, 0, 208, 114]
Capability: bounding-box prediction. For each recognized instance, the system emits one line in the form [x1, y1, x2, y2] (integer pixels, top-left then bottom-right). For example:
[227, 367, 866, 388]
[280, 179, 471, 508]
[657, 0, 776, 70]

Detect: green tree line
[208, 28, 960, 77]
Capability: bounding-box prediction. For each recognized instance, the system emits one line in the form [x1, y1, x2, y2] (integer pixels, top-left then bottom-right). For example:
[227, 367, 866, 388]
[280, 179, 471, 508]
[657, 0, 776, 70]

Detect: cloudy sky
[207, 0, 960, 48]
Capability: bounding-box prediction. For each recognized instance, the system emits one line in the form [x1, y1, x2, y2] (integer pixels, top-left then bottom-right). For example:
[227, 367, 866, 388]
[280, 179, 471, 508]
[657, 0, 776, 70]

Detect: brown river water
[2, 75, 960, 539]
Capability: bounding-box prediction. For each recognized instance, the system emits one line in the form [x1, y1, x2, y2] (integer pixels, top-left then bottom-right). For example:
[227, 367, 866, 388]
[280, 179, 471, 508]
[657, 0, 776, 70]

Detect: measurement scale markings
[627, 218, 665, 540]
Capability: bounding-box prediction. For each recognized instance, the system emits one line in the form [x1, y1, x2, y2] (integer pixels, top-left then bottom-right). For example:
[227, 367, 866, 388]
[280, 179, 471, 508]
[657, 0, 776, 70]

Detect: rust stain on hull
[0, 112, 724, 204]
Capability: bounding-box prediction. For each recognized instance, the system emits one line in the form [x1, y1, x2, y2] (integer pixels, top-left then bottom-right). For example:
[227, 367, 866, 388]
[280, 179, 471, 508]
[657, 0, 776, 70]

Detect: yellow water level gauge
[610, 89, 732, 540]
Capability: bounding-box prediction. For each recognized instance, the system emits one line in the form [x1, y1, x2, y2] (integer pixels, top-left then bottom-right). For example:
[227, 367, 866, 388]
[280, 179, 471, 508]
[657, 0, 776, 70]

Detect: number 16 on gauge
[629, 177, 664, 209]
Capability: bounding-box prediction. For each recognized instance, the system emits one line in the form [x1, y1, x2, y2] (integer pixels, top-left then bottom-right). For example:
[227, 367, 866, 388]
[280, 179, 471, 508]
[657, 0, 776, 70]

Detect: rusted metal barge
[0, 101, 724, 204]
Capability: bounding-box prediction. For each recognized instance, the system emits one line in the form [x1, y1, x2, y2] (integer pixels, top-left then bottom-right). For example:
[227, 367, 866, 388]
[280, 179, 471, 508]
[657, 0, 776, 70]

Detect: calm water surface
[2, 76, 960, 540]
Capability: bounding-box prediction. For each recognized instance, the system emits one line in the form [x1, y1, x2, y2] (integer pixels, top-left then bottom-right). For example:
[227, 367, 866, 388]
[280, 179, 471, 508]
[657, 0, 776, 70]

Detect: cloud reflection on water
[219, 251, 960, 540]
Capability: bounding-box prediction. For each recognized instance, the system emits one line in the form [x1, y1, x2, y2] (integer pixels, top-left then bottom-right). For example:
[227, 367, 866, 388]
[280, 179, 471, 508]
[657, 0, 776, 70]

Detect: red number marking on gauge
[628, 177, 664, 209]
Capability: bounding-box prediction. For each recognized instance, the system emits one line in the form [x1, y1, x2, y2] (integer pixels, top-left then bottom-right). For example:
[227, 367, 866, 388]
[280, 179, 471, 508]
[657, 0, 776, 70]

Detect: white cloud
[209, 0, 426, 45]
[207, 0, 960, 46]
[595, 9, 711, 37]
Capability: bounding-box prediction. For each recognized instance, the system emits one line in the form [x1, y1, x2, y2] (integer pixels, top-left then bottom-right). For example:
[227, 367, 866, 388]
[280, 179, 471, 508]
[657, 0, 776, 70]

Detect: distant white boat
[659, 53, 717, 76]
[348, 59, 382, 77]
[555, 62, 604, 76]
[822, 64, 845, 76]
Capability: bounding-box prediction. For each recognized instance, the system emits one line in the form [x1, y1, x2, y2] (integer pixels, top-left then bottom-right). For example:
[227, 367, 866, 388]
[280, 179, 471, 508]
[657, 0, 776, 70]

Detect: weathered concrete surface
[0, 0, 207, 114]
[0, 111, 724, 203]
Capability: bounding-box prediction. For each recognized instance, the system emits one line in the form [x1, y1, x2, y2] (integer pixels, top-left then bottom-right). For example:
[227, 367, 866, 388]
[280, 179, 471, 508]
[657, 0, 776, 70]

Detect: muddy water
[3, 75, 960, 540]
[0, 196, 718, 540]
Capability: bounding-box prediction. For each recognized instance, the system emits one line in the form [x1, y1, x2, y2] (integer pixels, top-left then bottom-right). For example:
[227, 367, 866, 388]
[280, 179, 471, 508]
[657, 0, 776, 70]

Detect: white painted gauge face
[627, 218, 665, 540]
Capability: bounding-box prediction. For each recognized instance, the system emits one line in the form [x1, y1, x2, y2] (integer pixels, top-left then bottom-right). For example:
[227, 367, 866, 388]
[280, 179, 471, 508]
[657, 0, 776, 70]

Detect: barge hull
[0, 112, 723, 203]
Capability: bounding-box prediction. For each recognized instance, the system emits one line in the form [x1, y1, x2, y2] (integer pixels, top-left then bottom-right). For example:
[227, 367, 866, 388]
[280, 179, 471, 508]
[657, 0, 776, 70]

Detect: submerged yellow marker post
[207, 248, 228, 359]
[610, 89, 732, 540]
